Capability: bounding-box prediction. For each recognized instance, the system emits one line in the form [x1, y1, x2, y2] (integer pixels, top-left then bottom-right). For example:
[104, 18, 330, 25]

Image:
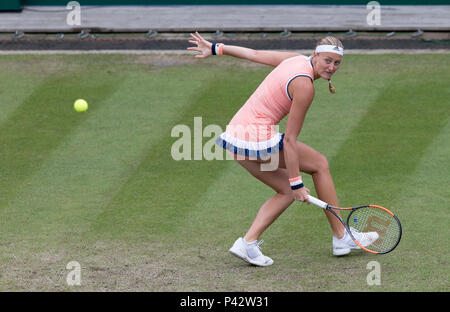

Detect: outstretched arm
[187, 31, 299, 67]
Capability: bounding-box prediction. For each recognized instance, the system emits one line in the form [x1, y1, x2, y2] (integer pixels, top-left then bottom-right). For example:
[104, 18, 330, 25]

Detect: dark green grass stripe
[0, 72, 123, 209]
[331, 73, 449, 205]
[92, 67, 268, 239]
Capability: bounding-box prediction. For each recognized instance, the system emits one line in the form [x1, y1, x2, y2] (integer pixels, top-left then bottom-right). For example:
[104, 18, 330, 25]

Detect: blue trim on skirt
[216, 133, 285, 159]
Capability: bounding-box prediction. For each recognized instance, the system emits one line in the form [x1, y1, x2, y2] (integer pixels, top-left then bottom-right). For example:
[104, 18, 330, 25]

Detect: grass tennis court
[0, 53, 448, 291]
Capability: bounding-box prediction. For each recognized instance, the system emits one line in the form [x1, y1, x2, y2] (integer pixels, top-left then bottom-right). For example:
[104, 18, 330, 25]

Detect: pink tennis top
[225, 55, 314, 143]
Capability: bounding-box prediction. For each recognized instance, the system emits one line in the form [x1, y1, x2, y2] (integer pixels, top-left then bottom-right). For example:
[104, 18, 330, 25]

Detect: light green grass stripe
[0, 56, 56, 125]
[0, 74, 38, 125]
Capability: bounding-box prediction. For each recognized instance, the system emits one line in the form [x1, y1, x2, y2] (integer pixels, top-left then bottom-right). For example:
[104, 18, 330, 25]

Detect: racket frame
[307, 195, 402, 255]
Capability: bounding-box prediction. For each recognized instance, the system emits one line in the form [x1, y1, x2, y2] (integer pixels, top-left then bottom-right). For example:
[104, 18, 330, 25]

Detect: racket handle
[307, 195, 328, 209]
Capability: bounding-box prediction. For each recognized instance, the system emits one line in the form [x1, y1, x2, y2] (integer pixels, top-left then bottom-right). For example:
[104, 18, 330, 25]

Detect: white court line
[0, 49, 449, 55]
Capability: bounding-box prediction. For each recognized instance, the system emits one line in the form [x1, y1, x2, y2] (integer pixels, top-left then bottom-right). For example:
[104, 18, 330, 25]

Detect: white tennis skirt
[216, 132, 285, 159]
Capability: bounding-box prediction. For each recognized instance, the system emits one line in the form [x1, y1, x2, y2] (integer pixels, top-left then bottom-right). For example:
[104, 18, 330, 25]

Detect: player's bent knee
[315, 153, 330, 173]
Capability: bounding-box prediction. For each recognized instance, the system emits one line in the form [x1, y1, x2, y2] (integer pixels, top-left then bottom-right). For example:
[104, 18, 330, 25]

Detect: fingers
[304, 195, 310, 204]
[188, 40, 201, 47]
[295, 196, 309, 204]
[187, 47, 207, 58]
[304, 188, 311, 204]
[189, 34, 200, 47]
[187, 41, 200, 51]
[293, 187, 311, 204]
[195, 31, 204, 41]
[190, 32, 204, 42]
[188, 32, 211, 59]
[300, 194, 310, 204]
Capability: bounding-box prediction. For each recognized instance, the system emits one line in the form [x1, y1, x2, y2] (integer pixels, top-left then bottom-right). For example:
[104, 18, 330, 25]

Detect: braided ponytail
[328, 80, 336, 94]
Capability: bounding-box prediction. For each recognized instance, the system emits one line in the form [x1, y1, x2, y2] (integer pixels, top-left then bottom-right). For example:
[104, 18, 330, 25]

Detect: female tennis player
[188, 32, 378, 266]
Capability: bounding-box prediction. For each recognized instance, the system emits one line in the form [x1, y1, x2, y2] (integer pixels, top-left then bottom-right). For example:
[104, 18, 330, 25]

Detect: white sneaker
[229, 237, 274, 266]
[332, 227, 379, 256]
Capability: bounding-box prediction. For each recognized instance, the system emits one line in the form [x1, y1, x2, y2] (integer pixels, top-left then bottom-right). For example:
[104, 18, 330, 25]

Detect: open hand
[187, 31, 213, 59]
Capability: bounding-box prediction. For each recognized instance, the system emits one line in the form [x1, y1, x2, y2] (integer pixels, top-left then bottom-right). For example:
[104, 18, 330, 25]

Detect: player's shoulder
[280, 54, 310, 64]
[278, 54, 313, 75]
[281, 54, 314, 81]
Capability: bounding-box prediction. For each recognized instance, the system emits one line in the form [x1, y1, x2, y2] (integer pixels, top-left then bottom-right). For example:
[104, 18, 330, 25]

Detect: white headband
[315, 45, 344, 56]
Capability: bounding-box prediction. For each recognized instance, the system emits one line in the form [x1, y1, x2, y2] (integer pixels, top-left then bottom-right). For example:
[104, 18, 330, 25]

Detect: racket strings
[348, 206, 401, 253]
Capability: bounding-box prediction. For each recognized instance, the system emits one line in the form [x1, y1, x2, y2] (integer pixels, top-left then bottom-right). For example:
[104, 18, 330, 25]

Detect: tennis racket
[307, 195, 402, 255]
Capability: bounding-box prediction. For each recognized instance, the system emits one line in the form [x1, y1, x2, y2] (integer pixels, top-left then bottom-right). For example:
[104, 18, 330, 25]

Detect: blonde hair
[316, 36, 344, 48]
[315, 36, 344, 94]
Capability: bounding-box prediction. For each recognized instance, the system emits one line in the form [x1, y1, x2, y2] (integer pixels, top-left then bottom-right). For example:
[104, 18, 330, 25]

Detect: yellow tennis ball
[74, 99, 88, 112]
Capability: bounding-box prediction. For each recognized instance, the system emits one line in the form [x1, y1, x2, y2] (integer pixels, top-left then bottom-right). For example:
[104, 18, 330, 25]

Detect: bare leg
[237, 141, 346, 239]
[244, 193, 294, 242]
[235, 160, 294, 242]
[278, 141, 345, 238]
[234, 139, 345, 242]
[311, 166, 345, 238]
